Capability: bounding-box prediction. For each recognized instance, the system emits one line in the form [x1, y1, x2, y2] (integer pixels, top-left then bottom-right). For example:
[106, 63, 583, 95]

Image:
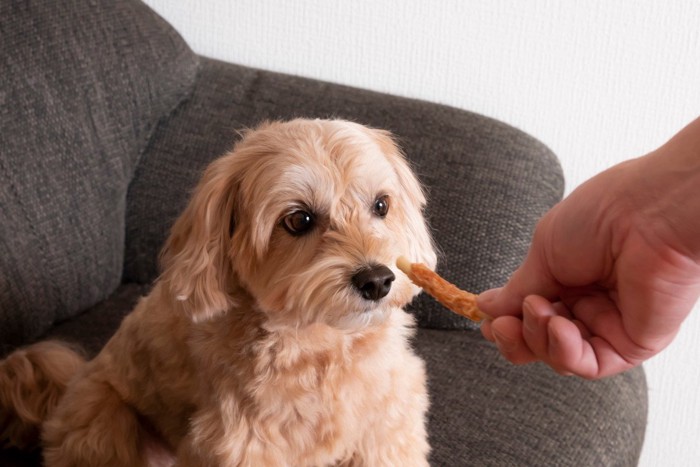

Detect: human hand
[478, 118, 700, 379]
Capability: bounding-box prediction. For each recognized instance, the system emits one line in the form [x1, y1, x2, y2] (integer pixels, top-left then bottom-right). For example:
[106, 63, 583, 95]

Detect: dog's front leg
[349, 422, 430, 467]
[175, 432, 286, 467]
[350, 371, 430, 466]
[349, 428, 430, 467]
[174, 435, 218, 467]
[174, 419, 240, 467]
[174, 407, 283, 467]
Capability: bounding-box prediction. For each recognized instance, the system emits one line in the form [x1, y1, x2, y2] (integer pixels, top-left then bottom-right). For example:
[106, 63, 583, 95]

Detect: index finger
[478, 247, 562, 318]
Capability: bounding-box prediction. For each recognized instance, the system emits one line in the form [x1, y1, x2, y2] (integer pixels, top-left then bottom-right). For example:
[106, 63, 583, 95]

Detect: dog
[0, 119, 437, 466]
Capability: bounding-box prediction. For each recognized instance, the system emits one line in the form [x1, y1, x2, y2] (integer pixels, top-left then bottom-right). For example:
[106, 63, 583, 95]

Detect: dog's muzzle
[351, 264, 395, 301]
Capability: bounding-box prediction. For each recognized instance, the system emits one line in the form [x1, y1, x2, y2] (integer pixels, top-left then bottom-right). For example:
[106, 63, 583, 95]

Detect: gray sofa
[0, 0, 647, 465]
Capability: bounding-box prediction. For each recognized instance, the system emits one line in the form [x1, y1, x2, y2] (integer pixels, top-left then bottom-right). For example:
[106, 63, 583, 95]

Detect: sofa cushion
[0, 288, 647, 465]
[125, 58, 564, 330]
[41, 283, 152, 358]
[0, 0, 199, 352]
[415, 329, 647, 465]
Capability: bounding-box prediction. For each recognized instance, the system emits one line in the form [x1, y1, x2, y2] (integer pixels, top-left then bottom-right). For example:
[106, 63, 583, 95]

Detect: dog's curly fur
[0, 119, 437, 466]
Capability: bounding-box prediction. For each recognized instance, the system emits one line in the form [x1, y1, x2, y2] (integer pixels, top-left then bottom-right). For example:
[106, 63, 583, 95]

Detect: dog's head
[160, 119, 436, 329]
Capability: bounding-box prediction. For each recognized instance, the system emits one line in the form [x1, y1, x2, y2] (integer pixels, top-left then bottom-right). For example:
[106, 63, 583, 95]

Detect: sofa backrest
[0, 0, 199, 351]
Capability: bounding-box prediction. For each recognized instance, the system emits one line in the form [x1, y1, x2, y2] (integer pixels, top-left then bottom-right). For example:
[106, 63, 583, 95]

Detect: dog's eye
[373, 195, 390, 218]
[283, 210, 315, 236]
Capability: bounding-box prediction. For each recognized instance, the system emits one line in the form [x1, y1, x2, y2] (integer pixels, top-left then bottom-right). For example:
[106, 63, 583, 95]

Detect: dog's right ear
[159, 156, 238, 322]
[370, 128, 438, 270]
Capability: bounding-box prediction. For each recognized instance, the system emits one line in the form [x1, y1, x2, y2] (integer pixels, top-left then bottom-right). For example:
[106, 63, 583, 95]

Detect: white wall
[142, 1, 700, 465]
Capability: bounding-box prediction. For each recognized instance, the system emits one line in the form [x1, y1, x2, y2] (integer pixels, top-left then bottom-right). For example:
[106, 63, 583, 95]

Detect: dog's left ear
[159, 156, 238, 322]
[372, 129, 438, 269]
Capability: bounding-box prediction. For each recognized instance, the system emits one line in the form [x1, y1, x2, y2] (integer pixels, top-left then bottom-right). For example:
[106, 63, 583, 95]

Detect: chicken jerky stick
[396, 256, 488, 323]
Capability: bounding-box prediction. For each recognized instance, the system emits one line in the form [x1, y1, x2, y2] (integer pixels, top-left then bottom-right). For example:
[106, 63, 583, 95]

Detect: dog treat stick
[396, 257, 488, 322]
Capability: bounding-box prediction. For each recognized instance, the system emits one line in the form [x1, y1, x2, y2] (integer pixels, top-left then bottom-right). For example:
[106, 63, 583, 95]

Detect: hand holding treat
[397, 256, 488, 323]
[478, 117, 700, 379]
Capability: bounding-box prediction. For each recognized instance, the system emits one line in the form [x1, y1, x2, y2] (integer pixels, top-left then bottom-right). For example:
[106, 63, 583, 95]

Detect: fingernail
[523, 300, 537, 333]
[548, 324, 560, 354]
[477, 288, 501, 307]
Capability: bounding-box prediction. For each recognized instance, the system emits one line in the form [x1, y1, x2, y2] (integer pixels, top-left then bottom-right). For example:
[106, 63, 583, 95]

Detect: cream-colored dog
[0, 119, 437, 466]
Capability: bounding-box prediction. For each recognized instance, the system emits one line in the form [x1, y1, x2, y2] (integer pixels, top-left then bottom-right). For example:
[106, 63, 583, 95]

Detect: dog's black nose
[352, 264, 395, 301]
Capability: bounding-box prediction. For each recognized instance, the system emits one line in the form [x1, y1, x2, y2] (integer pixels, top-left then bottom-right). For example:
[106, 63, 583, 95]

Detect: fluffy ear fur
[372, 129, 438, 269]
[159, 156, 238, 322]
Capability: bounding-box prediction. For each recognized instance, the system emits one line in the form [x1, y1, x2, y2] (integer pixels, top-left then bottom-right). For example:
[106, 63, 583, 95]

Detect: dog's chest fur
[189, 304, 425, 465]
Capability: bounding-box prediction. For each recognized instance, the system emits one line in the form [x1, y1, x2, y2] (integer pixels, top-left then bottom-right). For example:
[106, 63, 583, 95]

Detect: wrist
[629, 117, 700, 261]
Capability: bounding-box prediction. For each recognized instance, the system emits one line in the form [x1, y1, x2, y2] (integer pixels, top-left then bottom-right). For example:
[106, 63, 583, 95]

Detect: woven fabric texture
[1, 286, 647, 465]
[416, 328, 647, 466]
[125, 58, 564, 330]
[0, 1, 647, 465]
[0, 0, 199, 350]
